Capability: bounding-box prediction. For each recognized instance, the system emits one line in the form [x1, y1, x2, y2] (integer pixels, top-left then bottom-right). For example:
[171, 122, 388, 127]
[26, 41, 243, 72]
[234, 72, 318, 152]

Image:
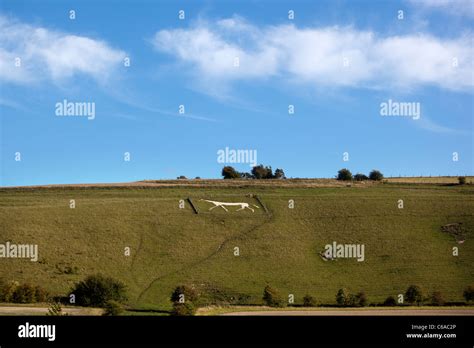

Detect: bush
[221, 166, 240, 179]
[70, 274, 128, 307]
[12, 283, 37, 303]
[0, 280, 19, 302]
[103, 300, 124, 316]
[170, 285, 199, 304]
[405, 285, 424, 305]
[263, 285, 285, 307]
[303, 294, 317, 307]
[236, 294, 252, 305]
[356, 291, 368, 307]
[458, 176, 466, 185]
[431, 291, 445, 306]
[463, 285, 474, 302]
[47, 302, 65, 316]
[369, 170, 384, 181]
[354, 173, 368, 181]
[337, 169, 352, 181]
[383, 296, 397, 306]
[0, 281, 47, 304]
[336, 288, 355, 306]
[171, 302, 196, 316]
[34, 286, 49, 303]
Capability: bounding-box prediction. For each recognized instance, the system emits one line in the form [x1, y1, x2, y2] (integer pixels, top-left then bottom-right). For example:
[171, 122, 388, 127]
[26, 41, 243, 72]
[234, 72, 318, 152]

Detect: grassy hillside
[0, 182, 473, 311]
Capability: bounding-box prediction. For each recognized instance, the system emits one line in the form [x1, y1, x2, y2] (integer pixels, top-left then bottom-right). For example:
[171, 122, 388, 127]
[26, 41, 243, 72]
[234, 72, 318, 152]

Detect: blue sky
[0, 0, 473, 186]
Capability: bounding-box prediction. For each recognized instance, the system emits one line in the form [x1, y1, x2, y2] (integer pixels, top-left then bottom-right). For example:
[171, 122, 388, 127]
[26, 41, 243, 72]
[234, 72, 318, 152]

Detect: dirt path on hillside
[136, 215, 273, 302]
[223, 309, 474, 316]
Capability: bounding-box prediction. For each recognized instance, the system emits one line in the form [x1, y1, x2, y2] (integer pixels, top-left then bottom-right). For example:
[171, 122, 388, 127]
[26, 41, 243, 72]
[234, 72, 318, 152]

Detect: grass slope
[0, 182, 473, 311]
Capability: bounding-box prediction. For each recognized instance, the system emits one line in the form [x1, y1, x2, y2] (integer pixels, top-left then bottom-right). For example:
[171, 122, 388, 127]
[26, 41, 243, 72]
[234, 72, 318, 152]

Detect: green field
[0, 182, 473, 311]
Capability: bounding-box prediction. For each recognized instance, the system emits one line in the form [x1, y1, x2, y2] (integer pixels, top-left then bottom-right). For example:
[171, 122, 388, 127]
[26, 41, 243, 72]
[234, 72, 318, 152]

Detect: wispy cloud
[0, 15, 127, 85]
[416, 115, 470, 135]
[408, 0, 474, 18]
[105, 88, 219, 123]
[152, 17, 473, 92]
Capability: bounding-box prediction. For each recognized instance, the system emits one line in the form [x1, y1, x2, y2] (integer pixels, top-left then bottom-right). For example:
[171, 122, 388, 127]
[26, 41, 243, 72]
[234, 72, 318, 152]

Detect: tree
[337, 169, 352, 181]
[303, 294, 317, 307]
[170, 285, 199, 305]
[431, 291, 445, 306]
[252, 165, 273, 179]
[221, 166, 240, 179]
[356, 291, 368, 307]
[263, 285, 285, 307]
[336, 288, 354, 306]
[70, 274, 128, 307]
[383, 296, 397, 306]
[458, 176, 466, 185]
[171, 302, 196, 316]
[12, 283, 36, 303]
[274, 168, 286, 179]
[463, 285, 474, 302]
[354, 173, 368, 181]
[405, 285, 424, 305]
[0, 280, 19, 302]
[103, 300, 124, 316]
[34, 285, 49, 303]
[369, 170, 384, 181]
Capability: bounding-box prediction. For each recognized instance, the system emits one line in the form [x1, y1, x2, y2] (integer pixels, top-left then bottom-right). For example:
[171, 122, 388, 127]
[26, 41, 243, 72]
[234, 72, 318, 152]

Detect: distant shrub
[0, 281, 48, 304]
[463, 285, 474, 302]
[356, 291, 368, 307]
[274, 168, 286, 179]
[431, 291, 445, 306]
[0, 280, 19, 302]
[70, 274, 128, 307]
[458, 176, 466, 185]
[221, 166, 240, 179]
[170, 285, 199, 305]
[103, 300, 124, 316]
[369, 170, 384, 181]
[263, 285, 285, 307]
[405, 285, 424, 305]
[303, 294, 317, 307]
[236, 294, 252, 305]
[177, 175, 187, 180]
[12, 283, 37, 303]
[354, 173, 368, 181]
[34, 285, 49, 302]
[47, 302, 65, 316]
[171, 302, 196, 316]
[383, 296, 397, 306]
[336, 288, 355, 306]
[337, 169, 353, 181]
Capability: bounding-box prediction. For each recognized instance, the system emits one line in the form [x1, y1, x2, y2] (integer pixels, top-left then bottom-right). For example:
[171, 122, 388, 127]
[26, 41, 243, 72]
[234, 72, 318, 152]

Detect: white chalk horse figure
[200, 199, 260, 212]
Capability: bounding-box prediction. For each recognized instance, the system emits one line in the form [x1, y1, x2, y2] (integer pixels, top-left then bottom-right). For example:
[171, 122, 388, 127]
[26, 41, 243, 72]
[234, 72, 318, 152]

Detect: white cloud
[0, 16, 126, 84]
[152, 18, 473, 91]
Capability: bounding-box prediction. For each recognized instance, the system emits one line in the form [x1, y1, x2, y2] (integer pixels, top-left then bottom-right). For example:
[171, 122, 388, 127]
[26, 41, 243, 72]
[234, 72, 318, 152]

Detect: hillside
[0, 181, 473, 311]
